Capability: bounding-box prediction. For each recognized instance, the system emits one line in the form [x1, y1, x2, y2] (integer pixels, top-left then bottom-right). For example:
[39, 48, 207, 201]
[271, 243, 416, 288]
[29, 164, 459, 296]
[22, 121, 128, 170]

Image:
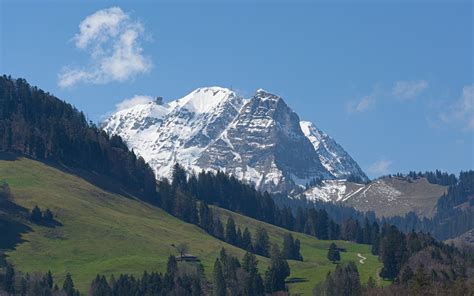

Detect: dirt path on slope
[357, 253, 367, 264]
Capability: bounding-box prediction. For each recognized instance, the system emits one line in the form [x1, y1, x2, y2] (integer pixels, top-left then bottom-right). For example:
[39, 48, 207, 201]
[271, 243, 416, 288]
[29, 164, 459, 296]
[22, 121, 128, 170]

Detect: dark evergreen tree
[213, 259, 226, 296]
[225, 216, 237, 245]
[264, 244, 290, 293]
[313, 261, 361, 296]
[213, 217, 225, 240]
[30, 205, 42, 223]
[242, 252, 264, 296]
[327, 242, 340, 263]
[43, 209, 54, 223]
[62, 273, 78, 296]
[282, 233, 303, 261]
[198, 202, 214, 233]
[242, 227, 253, 252]
[166, 255, 178, 276]
[254, 227, 270, 257]
[379, 225, 408, 280]
[45, 270, 53, 289]
[89, 275, 112, 296]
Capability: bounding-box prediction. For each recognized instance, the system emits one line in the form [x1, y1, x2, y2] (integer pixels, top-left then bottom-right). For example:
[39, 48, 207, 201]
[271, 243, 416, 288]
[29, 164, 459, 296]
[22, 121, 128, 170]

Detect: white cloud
[115, 95, 153, 112]
[346, 80, 428, 114]
[440, 84, 474, 131]
[346, 93, 377, 113]
[367, 159, 392, 176]
[392, 80, 428, 100]
[58, 7, 152, 88]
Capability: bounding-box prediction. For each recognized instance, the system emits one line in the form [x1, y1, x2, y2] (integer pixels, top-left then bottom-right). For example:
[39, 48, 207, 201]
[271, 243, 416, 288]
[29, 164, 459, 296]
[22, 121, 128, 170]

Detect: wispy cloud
[346, 80, 429, 114]
[115, 95, 153, 112]
[392, 80, 428, 100]
[346, 94, 376, 113]
[367, 159, 392, 176]
[58, 7, 152, 88]
[440, 84, 474, 131]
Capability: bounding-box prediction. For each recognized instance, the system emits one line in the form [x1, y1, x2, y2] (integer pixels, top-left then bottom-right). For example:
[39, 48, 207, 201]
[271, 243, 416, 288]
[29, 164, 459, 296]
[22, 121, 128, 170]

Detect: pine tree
[264, 244, 290, 293]
[282, 233, 302, 260]
[43, 209, 54, 223]
[213, 259, 226, 296]
[213, 218, 224, 240]
[30, 205, 42, 223]
[327, 242, 340, 263]
[242, 227, 253, 252]
[242, 252, 264, 296]
[166, 255, 178, 276]
[62, 273, 76, 296]
[254, 227, 270, 257]
[225, 216, 237, 245]
[45, 270, 53, 289]
[171, 163, 188, 191]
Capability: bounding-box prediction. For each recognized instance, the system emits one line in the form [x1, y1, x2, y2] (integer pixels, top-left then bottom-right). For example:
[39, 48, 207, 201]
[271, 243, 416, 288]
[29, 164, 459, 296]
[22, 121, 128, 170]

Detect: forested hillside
[0, 76, 156, 200]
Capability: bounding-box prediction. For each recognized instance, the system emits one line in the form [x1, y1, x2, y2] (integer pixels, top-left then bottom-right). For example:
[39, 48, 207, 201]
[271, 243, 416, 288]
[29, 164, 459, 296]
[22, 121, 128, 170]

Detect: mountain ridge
[103, 87, 368, 193]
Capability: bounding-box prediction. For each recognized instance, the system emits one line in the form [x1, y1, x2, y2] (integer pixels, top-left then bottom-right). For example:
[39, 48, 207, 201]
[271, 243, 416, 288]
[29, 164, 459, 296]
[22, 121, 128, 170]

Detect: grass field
[0, 157, 384, 295]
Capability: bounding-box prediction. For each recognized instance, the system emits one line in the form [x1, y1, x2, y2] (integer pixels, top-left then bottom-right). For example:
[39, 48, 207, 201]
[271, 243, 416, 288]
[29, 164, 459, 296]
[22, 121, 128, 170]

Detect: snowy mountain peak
[103, 86, 368, 194]
[170, 86, 237, 114]
[254, 88, 281, 102]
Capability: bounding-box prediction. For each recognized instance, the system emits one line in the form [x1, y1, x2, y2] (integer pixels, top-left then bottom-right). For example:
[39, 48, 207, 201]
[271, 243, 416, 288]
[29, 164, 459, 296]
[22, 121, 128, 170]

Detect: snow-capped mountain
[103, 87, 368, 193]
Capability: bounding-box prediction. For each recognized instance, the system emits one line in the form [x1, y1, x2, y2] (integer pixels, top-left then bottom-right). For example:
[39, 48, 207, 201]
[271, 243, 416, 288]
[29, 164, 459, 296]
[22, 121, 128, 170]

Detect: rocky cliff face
[103, 87, 368, 193]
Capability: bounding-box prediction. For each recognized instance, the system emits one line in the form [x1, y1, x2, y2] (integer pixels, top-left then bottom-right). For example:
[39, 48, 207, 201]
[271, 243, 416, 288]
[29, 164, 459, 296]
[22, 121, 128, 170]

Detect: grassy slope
[0, 157, 384, 295]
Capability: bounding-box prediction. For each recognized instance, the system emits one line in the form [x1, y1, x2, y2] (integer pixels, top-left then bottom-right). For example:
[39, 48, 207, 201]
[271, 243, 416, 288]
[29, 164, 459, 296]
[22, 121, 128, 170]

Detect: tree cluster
[282, 233, 302, 261]
[0, 265, 79, 296]
[213, 248, 265, 296]
[0, 76, 157, 201]
[313, 261, 361, 296]
[89, 256, 203, 296]
[29, 205, 54, 224]
[161, 164, 341, 244]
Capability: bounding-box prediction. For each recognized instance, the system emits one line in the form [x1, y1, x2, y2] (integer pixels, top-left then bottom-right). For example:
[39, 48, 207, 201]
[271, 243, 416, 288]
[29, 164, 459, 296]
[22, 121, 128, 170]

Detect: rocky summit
[103, 87, 368, 194]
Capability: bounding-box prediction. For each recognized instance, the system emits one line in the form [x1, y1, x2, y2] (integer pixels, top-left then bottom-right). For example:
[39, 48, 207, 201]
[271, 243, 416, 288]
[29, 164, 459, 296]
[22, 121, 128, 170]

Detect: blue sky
[1, 0, 472, 178]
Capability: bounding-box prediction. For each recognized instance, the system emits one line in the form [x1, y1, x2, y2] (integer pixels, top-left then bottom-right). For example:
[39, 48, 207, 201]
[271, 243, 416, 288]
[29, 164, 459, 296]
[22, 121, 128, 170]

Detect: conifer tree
[225, 216, 237, 245]
[242, 252, 264, 296]
[62, 273, 77, 296]
[242, 227, 253, 252]
[264, 244, 290, 293]
[213, 259, 226, 296]
[43, 209, 54, 223]
[30, 205, 42, 223]
[254, 227, 270, 257]
[327, 242, 340, 263]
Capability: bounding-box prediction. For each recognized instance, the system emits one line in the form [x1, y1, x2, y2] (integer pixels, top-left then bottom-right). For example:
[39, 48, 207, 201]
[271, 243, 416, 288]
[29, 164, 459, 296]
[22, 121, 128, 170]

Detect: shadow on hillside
[53, 163, 137, 200]
[0, 151, 138, 200]
[286, 277, 308, 284]
[0, 199, 32, 267]
[34, 219, 63, 228]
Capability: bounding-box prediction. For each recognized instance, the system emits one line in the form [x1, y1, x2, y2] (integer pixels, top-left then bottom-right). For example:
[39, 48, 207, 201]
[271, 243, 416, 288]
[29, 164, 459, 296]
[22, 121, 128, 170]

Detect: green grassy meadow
[0, 157, 384, 295]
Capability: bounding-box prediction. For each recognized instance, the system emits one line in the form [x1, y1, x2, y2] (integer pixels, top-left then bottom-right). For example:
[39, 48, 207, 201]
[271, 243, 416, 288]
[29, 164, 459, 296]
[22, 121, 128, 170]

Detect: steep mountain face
[300, 121, 368, 181]
[103, 87, 368, 193]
